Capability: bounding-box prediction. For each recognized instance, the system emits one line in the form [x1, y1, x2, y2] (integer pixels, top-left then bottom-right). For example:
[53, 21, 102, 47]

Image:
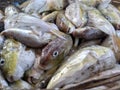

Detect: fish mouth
[7, 75, 18, 82]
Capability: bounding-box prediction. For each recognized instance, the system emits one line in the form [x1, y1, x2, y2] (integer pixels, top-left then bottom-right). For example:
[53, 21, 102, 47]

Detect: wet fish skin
[102, 30, 120, 62]
[87, 7, 120, 53]
[22, 0, 68, 14]
[68, 0, 111, 7]
[65, 2, 87, 28]
[56, 11, 75, 33]
[42, 11, 59, 22]
[47, 45, 116, 89]
[0, 39, 35, 82]
[4, 6, 66, 41]
[99, 4, 120, 30]
[72, 26, 106, 40]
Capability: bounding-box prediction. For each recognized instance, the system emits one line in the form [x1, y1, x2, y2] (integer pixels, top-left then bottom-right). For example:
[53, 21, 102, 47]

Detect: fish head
[0, 39, 22, 82]
[5, 5, 19, 17]
[0, 39, 35, 82]
[40, 35, 73, 70]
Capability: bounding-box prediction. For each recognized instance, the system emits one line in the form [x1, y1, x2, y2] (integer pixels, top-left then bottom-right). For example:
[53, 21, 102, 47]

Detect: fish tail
[112, 35, 120, 53]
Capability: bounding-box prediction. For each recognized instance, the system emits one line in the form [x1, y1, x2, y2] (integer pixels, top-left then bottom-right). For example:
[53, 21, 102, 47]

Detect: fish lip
[7, 75, 16, 82]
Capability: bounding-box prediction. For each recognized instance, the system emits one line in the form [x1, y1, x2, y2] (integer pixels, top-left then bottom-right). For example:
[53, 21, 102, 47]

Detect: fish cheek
[2, 52, 18, 77]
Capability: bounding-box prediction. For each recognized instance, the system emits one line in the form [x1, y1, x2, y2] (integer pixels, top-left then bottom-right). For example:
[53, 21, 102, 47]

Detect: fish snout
[7, 75, 15, 82]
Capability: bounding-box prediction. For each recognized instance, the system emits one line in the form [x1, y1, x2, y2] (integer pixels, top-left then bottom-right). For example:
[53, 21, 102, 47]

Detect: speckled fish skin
[65, 64, 120, 90]
[56, 11, 75, 33]
[0, 39, 35, 82]
[98, 4, 120, 29]
[72, 26, 106, 40]
[47, 45, 116, 89]
[65, 2, 87, 28]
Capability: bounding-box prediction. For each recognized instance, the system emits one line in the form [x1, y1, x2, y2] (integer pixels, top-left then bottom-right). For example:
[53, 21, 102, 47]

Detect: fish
[72, 26, 106, 40]
[0, 39, 35, 82]
[98, 4, 120, 29]
[27, 34, 73, 85]
[87, 7, 120, 53]
[10, 79, 33, 89]
[79, 39, 101, 48]
[47, 45, 116, 89]
[4, 5, 19, 18]
[4, 5, 66, 40]
[68, 0, 111, 7]
[65, 2, 87, 28]
[42, 11, 59, 22]
[102, 30, 120, 62]
[1, 28, 56, 48]
[65, 64, 120, 90]
[56, 11, 75, 33]
[22, 0, 68, 14]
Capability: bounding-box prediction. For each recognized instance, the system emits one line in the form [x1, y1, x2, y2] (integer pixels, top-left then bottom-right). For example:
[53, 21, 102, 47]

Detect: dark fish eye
[0, 59, 5, 66]
[53, 51, 59, 57]
[105, 16, 111, 21]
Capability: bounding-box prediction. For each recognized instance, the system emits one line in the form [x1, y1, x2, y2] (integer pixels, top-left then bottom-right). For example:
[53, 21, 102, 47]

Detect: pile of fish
[0, 0, 120, 89]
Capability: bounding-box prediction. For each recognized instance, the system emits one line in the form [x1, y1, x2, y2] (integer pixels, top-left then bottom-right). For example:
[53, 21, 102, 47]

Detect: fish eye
[0, 59, 5, 66]
[105, 16, 111, 21]
[53, 51, 59, 57]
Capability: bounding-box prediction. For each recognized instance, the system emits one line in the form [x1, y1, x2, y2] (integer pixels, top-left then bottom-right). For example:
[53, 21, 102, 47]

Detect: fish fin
[50, 30, 66, 40]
